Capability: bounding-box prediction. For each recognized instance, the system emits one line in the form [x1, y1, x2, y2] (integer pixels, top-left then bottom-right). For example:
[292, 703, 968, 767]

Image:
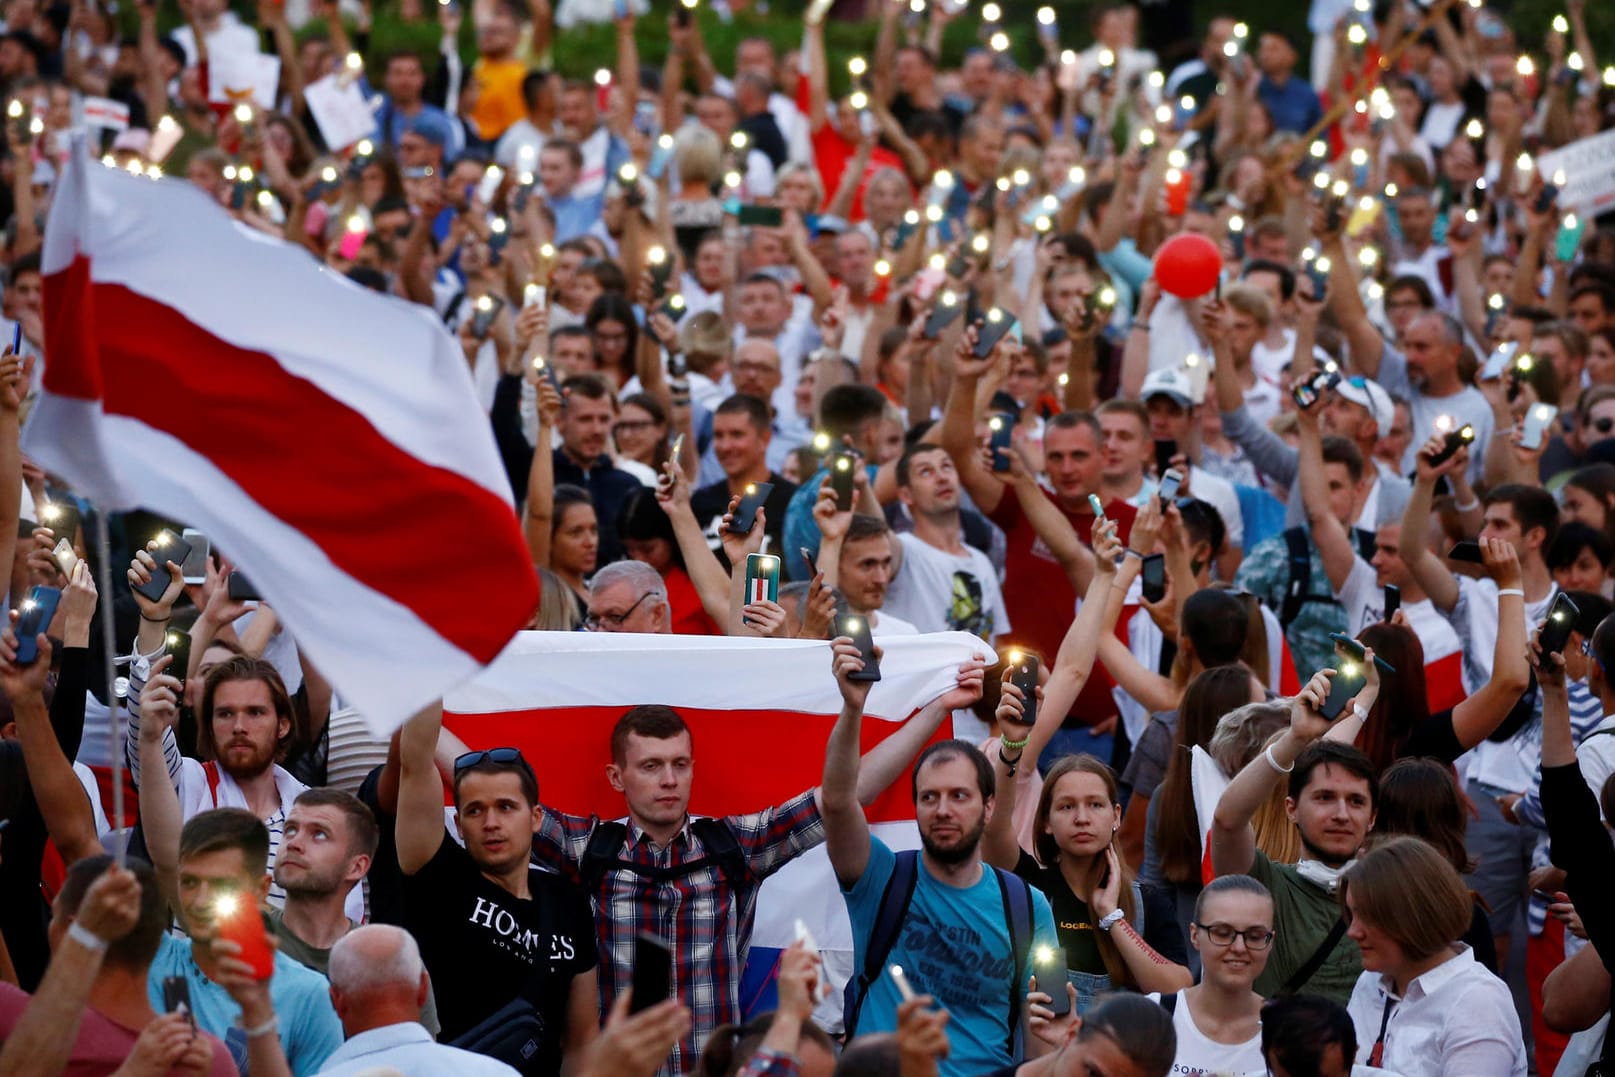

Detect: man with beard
[822, 638, 1057, 1077]
[1211, 670, 1380, 1005]
[880, 442, 1009, 646]
[812, 484, 917, 635]
[395, 704, 598, 1074]
[133, 652, 362, 922]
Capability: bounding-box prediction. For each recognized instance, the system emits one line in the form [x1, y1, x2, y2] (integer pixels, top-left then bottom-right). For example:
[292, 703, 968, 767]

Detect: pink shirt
[0, 982, 238, 1076]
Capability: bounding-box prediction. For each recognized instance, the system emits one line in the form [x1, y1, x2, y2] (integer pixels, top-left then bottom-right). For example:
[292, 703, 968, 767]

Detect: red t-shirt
[665, 565, 722, 636]
[798, 75, 910, 221]
[0, 983, 237, 1076]
[989, 491, 1139, 728]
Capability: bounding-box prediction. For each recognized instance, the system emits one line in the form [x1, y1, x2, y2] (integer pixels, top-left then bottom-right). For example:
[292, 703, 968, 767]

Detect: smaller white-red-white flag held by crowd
[27, 139, 538, 732]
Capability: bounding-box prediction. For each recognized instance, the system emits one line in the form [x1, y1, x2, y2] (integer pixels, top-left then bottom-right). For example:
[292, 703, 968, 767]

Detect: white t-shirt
[1250, 327, 1337, 387]
[1184, 465, 1244, 550]
[1156, 992, 1265, 1077]
[1453, 576, 1555, 793]
[872, 610, 919, 636]
[882, 531, 1009, 644]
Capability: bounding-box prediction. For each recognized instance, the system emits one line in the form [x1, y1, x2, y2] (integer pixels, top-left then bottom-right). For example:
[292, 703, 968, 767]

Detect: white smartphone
[180, 528, 210, 585]
[1481, 341, 1517, 381]
[1520, 403, 1558, 451]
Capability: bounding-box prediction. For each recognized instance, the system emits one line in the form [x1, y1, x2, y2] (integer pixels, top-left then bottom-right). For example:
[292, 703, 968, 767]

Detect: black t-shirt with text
[402, 832, 597, 1074]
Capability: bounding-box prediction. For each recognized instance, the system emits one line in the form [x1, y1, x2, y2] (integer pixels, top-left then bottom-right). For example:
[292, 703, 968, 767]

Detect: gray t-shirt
[1375, 341, 1493, 487]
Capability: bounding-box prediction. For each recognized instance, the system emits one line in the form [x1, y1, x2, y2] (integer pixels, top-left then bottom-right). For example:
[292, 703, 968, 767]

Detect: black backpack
[1279, 526, 1377, 628]
[578, 817, 750, 890]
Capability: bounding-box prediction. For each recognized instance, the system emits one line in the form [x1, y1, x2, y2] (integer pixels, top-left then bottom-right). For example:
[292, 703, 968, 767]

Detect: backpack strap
[579, 821, 629, 890]
[688, 817, 750, 888]
[1279, 917, 1350, 996]
[1352, 527, 1377, 562]
[202, 761, 222, 807]
[992, 866, 1036, 1059]
[1280, 527, 1340, 629]
[842, 850, 920, 1038]
[1160, 992, 1178, 1016]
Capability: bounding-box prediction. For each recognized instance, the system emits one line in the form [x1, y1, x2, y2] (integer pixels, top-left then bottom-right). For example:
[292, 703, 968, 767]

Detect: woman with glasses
[613, 392, 672, 480]
[1157, 875, 1274, 1077]
[1341, 837, 1527, 1076]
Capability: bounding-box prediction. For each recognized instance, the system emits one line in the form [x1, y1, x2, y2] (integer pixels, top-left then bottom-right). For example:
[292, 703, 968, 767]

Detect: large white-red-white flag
[28, 142, 538, 731]
[444, 629, 984, 1021]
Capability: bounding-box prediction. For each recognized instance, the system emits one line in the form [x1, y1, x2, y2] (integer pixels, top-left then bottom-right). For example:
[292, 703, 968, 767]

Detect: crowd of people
[1, 0, 1615, 1073]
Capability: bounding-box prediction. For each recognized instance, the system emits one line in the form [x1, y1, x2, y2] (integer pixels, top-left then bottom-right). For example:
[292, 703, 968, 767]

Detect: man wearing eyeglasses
[394, 705, 599, 1075]
[585, 560, 672, 633]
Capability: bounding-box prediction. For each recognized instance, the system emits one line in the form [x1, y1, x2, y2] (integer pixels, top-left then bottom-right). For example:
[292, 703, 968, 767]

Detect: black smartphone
[164, 628, 192, 691]
[1534, 184, 1559, 215]
[38, 500, 79, 550]
[835, 611, 881, 682]
[629, 933, 672, 1013]
[987, 413, 1013, 472]
[1141, 553, 1166, 604]
[658, 294, 689, 323]
[227, 570, 263, 602]
[830, 453, 857, 512]
[736, 205, 784, 227]
[1383, 584, 1400, 621]
[14, 585, 61, 664]
[1328, 632, 1396, 674]
[727, 482, 774, 535]
[923, 293, 966, 339]
[1426, 423, 1476, 466]
[134, 530, 193, 602]
[1318, 662, 1367, 721]
[1008, 650, 1038, 727]
[1446, 541, 1485, 564]
[1539, 592, 1581, 656]
[161, 975, 194, 1028]
[973, 311, 1018, 358]
[1154, 439, 1177, 478]
[532, 355, 564, 396]
[648, 253, 674, 297]
[1290, 369, 1336, 410]
[1032, 945, 1070, 1017]
[1157, 468, 1182, 504]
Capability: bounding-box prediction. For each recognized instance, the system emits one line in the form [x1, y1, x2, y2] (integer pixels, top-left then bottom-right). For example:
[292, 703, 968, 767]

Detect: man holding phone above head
[394, 704, 599, 1074]
[539, 140, 604, 245]
[822, 638, 1057, 1077]
[1139, 367, 1244, 578]
[937, 316, 1134, 759]
[1211, 668, 1381, 1005]
[1398, 445, 1561, 962]
[811, 477, 917, 636]
[524, 654, 987, 1076]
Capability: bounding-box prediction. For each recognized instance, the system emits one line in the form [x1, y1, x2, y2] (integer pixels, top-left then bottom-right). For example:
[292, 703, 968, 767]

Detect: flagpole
[93, 510, 127, 866]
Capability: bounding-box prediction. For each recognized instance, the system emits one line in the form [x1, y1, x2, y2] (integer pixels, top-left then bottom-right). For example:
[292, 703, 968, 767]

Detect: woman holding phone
[982, 518, 1192, 1027]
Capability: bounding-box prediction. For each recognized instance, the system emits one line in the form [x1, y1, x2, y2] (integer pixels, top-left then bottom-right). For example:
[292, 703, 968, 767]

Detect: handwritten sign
[1538, 128, 1615, 215]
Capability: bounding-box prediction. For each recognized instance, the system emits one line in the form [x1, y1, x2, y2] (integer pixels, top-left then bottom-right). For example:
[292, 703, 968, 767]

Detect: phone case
[1010, 653, 1039, 726]
[630, 933, 672, 1013]
[923, 295, 965, 339]
[831, 455, 857, 511]
[40, 502, 78, 548]
[14, 586, 61, 664]
[1141, 554, 1166, 604]
[743, 554, 780, 611]
[1520, 405, 1557, 451]
[180, 529, 211, 585]
[165, 628, 193, 688]
[228, 571, 263, 602]
[1034, 947, 1071, 1015]
[134, 531, 193, 602]
[736, 205, 784, 227]
[973, 312, 1018, 358]
[836, 613, 881, 682]
[988, 415, 1013, 472]
[727, 483, 774, 535]
[1540, 593, 1580, 655]
[1157, 468, 1182, 504]
[1383, 584, 1400, 620]
[1154, 440, 1177, 478]
[1319, 667, 1366, 721]
[215, 897, 274, 980]
[1447, 542, 1485, 564]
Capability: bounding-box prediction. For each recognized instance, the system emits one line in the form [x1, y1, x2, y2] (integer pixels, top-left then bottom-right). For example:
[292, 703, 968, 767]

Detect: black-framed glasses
[454, 747, 527, 774]
[584, 589, 662, 631]
[1194, 922, 1275, 950]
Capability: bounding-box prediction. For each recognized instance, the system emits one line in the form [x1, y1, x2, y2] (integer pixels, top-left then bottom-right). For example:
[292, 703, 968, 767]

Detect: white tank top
[1166, 992, 1266, 1077]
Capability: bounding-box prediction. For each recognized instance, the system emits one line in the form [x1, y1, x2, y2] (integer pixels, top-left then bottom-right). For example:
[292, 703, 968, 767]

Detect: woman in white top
[1159, 875, 1272, 1077]
[1342, 837, 1528, 1077]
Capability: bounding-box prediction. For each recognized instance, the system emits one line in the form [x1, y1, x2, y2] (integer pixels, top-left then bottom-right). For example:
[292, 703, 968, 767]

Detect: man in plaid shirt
[532, 659, 985, 1076]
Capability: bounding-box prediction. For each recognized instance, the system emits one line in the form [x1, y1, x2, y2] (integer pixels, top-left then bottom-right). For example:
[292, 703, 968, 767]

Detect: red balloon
[1153, 232, 1223, 299]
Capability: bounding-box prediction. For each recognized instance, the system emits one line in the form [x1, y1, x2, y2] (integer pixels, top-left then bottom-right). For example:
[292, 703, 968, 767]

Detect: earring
[1112, 822, 1119, 831]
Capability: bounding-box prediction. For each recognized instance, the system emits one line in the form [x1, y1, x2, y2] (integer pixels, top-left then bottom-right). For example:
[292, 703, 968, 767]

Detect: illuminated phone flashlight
[981, 2, 1001, 21]
[679, 0, 698, 9]
[1098, 48, 1116, 68]
[1034, 943, 1053, 964]
[647, 245, 667, 266]
[1384, 182, 1399, 198]
[928, 252, 947, 271]
[1311, 171, 1331, 194]
[1166, 148, 1188, 170]
[1233, 21, 1248, 41]
[1340, 661, 1359, 678]
[489, 217, 507, 236]
[814, 431, 832, 453]
[1552, 14, 1569, 33]
[319, 165, 338, 184]
[1057, 372, 1070, 388]
[19, 598, 34, 612]
[1347, 23, 1367, 45]
[1036, 7, 1054, 27]
[355, 139, 374, 158]
[729, 131, 750, 152]
[1434, 414, 1454, 434]
[989, 31, 1009, 51]
[909, 0, 923, 11]
[524, 283, 544, 306]
[849, 90, 869, 111]
[1155, 104, 1174, 125]
[1229, 213, 1245, 234]
[971, 233, 990, 255]
[1138, 128, 1156, 148]
[593, 68, 611, 88]
[1465, 118, 1484, 141]
[1517, 55, 1535, 77]
[232, 103, 253, 126]
[1517, 353, 1535, 373]
[1488, 293, 1506, 312]
[1605, 66, 1615, 87]
[344, 51, 363, 73]
[1553, 168, 1568, 187]
[988, 415, 1004, 433]
[256, 190, 274, 209]
[1314, 255, 1332, 274]
[848, 56, 867, 79]
[1223, 40, 1239, 58]
[1096, 286, 1117, 310]
[1147, 70, 1164, 90]
[214, 893, 239, 918]
[874, 258, 891, 277]
[1301, 246, 1316, 265]
[1534, 403, 1556, 424]
[26, 115, 41, 136]
[539, 242, 556, 260]
[1568, 51, 1584, 72]
[986, 307, 1005, 325]
[5, 100, 21, 120]
[723, 170, 742, 189]
[1034, 213, 1053, 232]
[1359, 247, 1378, 269]
[619, 162, 638, 184]
[666, 294, 686, 313]
[835, 455, 852, 473]
[1552, 606, 1569, 623]
[223, 164, 238, 182]
[1332, 179, 1350, 200]
[1009, 648, 1024, 666]
[474, 295, 494, 314]
[239, 165, 256, 183]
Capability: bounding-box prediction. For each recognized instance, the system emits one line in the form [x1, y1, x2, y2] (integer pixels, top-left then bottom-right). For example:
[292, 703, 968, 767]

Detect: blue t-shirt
[843, 839, 1058, 1077]
[147, 933, 343, 1076]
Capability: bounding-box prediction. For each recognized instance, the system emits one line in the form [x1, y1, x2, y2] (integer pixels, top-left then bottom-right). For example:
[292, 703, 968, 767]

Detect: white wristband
[1264, 744, 1294, 774]
[66, 921, 108, 953]
[1496, 588, 1524, 599]
[1096, 908, 1126, 933]
[1351, 703, 1368, 723]
[1452, 497, 1480, 512]
[241, 1015, 279, 1039]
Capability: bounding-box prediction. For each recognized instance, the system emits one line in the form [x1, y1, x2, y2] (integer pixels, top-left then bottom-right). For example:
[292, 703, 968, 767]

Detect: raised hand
[128, 539, 185, 619]
[1289, 669, 1337, 744]
[831, 636, 879, 711]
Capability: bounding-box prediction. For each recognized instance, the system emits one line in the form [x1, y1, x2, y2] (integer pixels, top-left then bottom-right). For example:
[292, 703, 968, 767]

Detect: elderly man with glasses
[584, 560, 671, 633]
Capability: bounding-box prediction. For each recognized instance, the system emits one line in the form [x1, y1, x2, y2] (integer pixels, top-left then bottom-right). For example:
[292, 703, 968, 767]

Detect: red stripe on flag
[444, 705, 946, 824]
[42, 255, 101, 400]
[44, 261, 537, 662]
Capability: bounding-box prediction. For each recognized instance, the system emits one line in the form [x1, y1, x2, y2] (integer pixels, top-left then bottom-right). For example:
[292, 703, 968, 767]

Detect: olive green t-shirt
[1247, 852, 1362, 1005]
[267, 908, 441, 1037]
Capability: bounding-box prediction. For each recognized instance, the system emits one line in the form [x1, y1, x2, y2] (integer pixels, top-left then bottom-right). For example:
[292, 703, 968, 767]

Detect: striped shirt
[533, 792, 825, 1077]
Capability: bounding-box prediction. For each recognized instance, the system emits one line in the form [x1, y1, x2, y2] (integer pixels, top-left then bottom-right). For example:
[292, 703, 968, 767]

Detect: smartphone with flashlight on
[1520, 404, 1558, 451]
[134, 530, 193, 603]
[1539, 592, 1581, 656]
[212, 893, 274, 980]
[1157, 468, 1183, 504]
[987, 413, 1013, 472]
[1317, 660, 1367, 721]
[973, 310, 1018, 358]
[923, 291, 965, 339]
[835, 611, 881, 682]
[1032, 945, 1071, 1016]
[164, 628, 193, 692]
[1007, 649, 1039, 725]
[742, 554, 780, 625]
[727, 482, 773, 535]
[13, 585, 61, 664]
[1426, 423, 1476, 467]
[830, 453, 857, 512]
[39, 500, 79, 551]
